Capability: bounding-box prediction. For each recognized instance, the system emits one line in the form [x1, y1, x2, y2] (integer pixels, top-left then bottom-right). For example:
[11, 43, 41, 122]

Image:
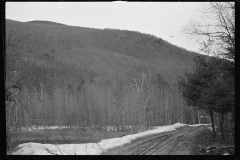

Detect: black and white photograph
[5, 2, 235, 155]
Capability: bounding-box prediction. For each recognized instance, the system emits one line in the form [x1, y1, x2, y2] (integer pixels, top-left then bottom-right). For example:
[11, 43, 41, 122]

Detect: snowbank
[12, 123, 209, 155]
[20, 125, 72, 132]
[187, 124, 211, 127]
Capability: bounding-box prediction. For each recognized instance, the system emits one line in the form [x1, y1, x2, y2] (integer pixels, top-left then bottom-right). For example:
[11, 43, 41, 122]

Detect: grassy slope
[6, 19, 200, 84]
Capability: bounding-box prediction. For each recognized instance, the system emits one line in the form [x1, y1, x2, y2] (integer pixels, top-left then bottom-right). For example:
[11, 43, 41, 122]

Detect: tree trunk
[166, 89, 168, 125]
[192, 108, 195, 124]
[220, 112, 225, 141]
[6, 125, 11, 151]
[231, 112, 235, 137]
[227, 113, 231, 133]
[209, 110, 216, 140]
[122, 107, 125, 131]
[198, 110, 200, 124]
[6, 97, 12, 151]
[180, 92, 183, 123]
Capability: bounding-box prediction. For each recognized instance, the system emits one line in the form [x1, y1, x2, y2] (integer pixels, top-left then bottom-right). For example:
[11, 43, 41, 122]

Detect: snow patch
[20, 125, 72, 132]
[187, 124, 211, 127]
[208, 127, 213, 131]
[223, 153, 230, 155]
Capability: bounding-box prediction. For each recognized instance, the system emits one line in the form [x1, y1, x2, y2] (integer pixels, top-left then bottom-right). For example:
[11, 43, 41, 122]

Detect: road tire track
[151, 135, 186, 155]
[122, 135, 171, 155]
[103, 125, 209, 155]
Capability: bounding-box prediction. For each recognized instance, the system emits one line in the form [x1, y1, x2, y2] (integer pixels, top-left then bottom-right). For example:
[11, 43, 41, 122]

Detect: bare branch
[182, 2, 234, 60]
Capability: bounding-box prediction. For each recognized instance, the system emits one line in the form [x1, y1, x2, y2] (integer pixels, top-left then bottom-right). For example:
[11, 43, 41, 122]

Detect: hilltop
[6, 19, 199, 84]
[26, 20, 67, 26]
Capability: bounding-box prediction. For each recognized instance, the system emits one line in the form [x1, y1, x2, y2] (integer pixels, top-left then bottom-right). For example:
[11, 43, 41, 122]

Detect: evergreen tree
[179, 55, 234, 140]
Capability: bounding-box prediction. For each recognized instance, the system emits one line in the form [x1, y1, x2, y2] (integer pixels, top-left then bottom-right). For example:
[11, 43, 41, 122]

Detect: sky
[6, 2, 204, 53]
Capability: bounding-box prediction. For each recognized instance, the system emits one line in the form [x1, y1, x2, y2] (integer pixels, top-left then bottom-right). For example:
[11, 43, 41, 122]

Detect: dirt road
[102, 125, 209, 155]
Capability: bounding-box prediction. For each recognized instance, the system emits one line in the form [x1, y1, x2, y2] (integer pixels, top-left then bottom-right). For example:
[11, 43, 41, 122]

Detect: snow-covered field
[20, 125, 72, 132]
[20, 125, 132, 132]
[12, 123, 210, 155]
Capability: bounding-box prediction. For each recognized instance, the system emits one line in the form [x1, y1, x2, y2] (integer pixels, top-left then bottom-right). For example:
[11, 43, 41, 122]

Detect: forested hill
[6, 19, 206, 130]
[6, 19, 200, 84]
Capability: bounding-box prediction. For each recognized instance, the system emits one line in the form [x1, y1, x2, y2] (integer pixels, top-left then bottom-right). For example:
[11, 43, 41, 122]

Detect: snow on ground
[20, 125, 72, 132]
[208, 127, 213, 131]
[20, 125, 127, 132]
[187, 124, 211, 127]
[12, 123, 210, 155]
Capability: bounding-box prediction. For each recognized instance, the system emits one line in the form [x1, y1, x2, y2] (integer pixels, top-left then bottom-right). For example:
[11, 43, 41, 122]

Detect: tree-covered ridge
[5, 21, 202, 130]
[6, 19, 198, 84]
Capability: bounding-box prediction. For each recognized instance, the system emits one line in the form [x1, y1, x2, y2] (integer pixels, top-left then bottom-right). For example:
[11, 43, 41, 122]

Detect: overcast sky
[6, 2, 204, 53]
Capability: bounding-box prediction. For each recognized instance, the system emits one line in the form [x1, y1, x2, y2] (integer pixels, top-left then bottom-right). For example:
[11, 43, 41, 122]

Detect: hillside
[6, 19, 204, 134]
[6, 19, 199, 84]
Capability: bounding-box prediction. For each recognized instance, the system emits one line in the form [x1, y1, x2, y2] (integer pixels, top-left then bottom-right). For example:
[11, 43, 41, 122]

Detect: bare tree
[111, 78, 128, 131]
[131, 70, 152, 129]
[183, 2, 235, 60]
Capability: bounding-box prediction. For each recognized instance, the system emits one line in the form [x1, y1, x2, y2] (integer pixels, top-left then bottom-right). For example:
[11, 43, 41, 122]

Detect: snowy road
[102, 125, 209, 155]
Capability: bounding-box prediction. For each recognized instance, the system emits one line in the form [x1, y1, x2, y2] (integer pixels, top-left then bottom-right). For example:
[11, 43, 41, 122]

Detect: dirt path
[102, 125, 209, 155]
